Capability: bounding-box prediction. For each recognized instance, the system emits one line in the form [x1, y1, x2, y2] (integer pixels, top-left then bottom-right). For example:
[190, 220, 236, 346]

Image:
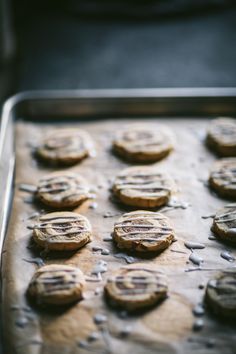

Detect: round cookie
[36, 172, 91, 209]
[212, 204, 236, 244]
[105, 265, 168, 311]
[209, 158, 236, 199]
[27, 264, 85, 305]
[113, 210, 175, 252]
[205, 269, 236, 320]
[36, 129, 94, 165]
[32, 212, 92, 251]
[112, 166, 174, 208]
[113, 125, 173, 163]
[206, 118, 236, 156]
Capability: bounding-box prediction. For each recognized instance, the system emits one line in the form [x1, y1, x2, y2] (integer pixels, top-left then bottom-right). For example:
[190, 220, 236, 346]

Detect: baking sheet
[0, 88, 236, 353]
[1, 89, 236, 354]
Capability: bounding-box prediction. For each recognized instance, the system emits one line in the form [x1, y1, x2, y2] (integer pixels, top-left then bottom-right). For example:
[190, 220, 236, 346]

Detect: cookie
[113, 125, 173, 163]
[32, 212, 92, 251]
[105, 265, 168, 311]
[27, 264, 85, 305]
[209, 158, 236, 199]
[112, 166, 173, 208]
[36, 172, 91, 209]
[113, 210, 175, 252]
[205, 269, 236, 320]
[206, 118, 236, 156]
[36, 129, 94, 165]
[212, 204, 236, 244]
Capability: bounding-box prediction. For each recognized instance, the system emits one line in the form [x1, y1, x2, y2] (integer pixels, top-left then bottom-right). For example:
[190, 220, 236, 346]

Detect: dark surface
[12, 4, 236, 91]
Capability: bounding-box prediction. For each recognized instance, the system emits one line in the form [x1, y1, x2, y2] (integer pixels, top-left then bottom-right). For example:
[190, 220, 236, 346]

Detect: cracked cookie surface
[27, 264, 85, 305]
[32, 212, 92, 251]
[113, 166, 174, 208]
[209, 158, 236, 199]
[212, 204, 236, 244]
[206, 118, 236, 156]
[113, 125, 173, 162]
[36, 172, 91, 209]
[36, 129, 94, 165]
[113, 210, 175, 253]
[205, 269, 236, 320]
[105, 265, 168, 311]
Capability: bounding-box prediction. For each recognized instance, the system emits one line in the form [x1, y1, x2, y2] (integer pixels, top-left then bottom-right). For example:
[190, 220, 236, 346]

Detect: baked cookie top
[113, 166, 174, 208]
[212, 204, 236, 243]
[105, 265, 168, 311]
[36, 171, 91, 208]
[205, 269, 236, 319]
[113, 125, 173, 162]
[32, 212, 92, 251]
[206, 118, 236, 156]
[209, 158, 236, 199]
[113, 210, 175, 252]
[36, 129, 94, 165]
[27, 264, 85, 305]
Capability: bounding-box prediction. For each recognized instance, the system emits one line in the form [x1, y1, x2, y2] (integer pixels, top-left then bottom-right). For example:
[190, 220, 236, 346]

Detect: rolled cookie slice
[32, 212, 92, 251]
[113, 166, 174, 208]
[113, 125, 173, 163]
[205, 269, 236, 320]
[212, 204, 236, 244]
[113, 210, 175, 253]
[209, 158, 236, 199]
[206, 118, 236, 157]
[105, 265, 168, 311]
[27, 264, 85, 305]
[36, 171, 91, 209]
[36, 128, 94, 165]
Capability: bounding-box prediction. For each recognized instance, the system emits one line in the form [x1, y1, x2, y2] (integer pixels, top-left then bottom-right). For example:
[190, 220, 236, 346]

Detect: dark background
[5, 1, 236, 93]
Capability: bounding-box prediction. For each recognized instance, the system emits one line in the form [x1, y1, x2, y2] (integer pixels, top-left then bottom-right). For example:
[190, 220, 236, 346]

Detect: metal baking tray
[1, 88, 236, 354]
